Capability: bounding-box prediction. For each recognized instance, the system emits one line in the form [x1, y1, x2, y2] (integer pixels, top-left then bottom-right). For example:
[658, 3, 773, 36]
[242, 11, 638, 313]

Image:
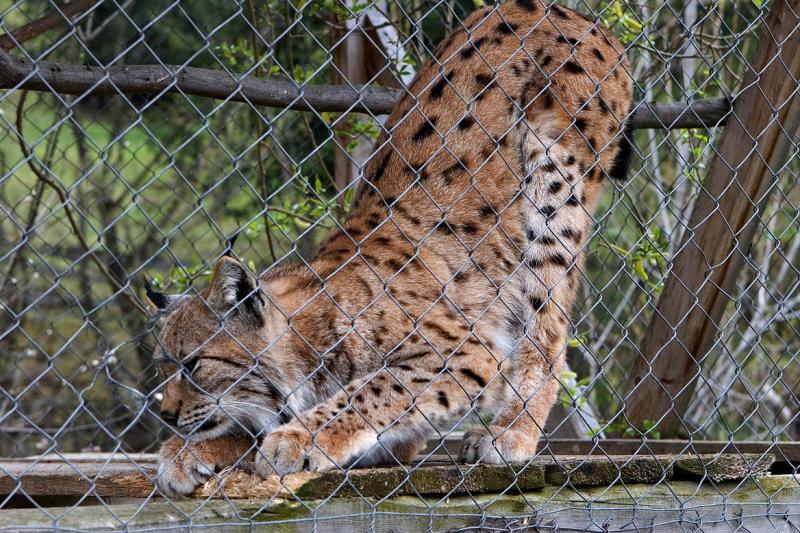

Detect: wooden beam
[625, 0, 800, 436]
[0, 476, 794, 531]
[0, 46, 728, 129]
[0, 452, 773, 500]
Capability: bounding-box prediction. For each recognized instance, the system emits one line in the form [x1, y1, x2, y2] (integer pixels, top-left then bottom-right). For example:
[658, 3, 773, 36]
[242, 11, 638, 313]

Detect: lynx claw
[157, 443, 215, 498]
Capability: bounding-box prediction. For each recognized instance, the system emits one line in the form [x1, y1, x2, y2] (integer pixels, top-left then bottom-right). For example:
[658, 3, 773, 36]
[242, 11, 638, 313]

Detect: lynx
[147, 0, 632, 497]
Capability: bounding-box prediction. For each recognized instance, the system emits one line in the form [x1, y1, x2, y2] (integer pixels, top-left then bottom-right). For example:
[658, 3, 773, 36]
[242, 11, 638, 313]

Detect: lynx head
[146, 256, 288, 441]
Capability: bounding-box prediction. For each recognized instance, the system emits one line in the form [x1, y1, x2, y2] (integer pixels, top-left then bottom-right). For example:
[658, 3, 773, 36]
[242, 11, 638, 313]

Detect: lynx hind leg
[460, 357, 561, 464]
[157, 434, 255, 497]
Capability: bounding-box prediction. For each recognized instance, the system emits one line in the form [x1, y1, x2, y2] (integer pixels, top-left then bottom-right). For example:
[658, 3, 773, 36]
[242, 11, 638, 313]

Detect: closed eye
[182, 355, 200, 374]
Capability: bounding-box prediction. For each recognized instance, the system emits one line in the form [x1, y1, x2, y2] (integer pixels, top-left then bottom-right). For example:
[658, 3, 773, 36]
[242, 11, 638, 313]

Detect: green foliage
[559, 370, 591, 409]
[600, 1, 644, 44]
[599, 227, 669, 292]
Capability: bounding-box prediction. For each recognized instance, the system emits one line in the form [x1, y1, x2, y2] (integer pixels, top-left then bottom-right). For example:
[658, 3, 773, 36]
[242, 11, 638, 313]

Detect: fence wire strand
[0, 0, 799, 531]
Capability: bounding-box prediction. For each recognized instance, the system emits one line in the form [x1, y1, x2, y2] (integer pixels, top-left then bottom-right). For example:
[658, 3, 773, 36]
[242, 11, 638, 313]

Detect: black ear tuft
[608, 120, 635, 181]
[144, 280, 170, 310]
[223, 232, 240, 258]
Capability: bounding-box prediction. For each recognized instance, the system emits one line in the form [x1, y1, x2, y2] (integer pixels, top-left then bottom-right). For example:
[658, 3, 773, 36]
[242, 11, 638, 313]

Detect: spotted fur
[150, 0, 632, 496]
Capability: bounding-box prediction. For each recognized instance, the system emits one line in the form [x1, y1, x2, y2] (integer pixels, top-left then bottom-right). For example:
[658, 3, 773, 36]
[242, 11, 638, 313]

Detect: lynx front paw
[459, 427, 539, 464]
[156, 435, 255, 498]
[157, 438, 215, 498]
[255, 426, 336, 477]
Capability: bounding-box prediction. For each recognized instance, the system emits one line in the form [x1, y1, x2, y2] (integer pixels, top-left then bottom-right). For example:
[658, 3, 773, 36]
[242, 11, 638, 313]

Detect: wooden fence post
[625, 0, 800, 436]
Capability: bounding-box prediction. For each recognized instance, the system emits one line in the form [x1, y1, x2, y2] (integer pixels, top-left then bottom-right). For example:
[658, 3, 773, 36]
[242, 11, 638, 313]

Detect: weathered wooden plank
[0, 477, 796, 532]
[674, 453, 774, 482]
[10, 440, 800, 464]
[544, 455, 672, 487]
[625, 0, 800, 437]
[0, 454, 772, 500]
[542, 439, 800, 463]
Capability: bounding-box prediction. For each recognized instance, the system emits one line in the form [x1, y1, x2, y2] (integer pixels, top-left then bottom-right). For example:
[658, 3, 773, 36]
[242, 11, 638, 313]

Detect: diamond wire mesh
[0, 0, 798, 530]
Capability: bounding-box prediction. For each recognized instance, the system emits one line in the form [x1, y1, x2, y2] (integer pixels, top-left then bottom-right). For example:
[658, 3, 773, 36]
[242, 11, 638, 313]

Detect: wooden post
[625, 0, 800, 436]
[330, 2, 412, 194]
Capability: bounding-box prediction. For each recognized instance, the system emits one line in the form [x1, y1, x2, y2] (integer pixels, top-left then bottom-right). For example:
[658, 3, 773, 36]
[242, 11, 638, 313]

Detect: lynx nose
[160, 410, 178, 426]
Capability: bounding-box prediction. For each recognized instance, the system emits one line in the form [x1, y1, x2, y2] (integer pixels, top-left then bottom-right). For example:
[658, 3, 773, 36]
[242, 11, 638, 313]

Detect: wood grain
[625, 0, 800, 436]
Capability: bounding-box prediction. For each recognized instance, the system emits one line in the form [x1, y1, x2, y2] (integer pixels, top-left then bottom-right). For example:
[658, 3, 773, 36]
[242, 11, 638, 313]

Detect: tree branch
[0, 0, 99, 51]
[0, 47, 730, 129]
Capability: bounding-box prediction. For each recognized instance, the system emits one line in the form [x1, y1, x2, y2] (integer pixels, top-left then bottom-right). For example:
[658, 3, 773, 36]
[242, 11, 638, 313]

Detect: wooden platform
[0, 440, 797, 531]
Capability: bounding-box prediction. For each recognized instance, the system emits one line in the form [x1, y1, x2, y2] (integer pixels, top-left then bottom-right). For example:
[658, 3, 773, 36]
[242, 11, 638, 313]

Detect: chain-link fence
[1, 0, 799, 530]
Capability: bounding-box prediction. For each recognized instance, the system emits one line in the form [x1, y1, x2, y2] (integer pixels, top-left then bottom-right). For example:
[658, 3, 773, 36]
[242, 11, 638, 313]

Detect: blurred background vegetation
[0, 0, 798, 457]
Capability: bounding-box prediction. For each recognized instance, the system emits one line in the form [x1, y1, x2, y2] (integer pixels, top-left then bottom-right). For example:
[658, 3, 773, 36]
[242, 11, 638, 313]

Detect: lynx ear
[207, 256, 265, 323]
[144, 281, 182, 312]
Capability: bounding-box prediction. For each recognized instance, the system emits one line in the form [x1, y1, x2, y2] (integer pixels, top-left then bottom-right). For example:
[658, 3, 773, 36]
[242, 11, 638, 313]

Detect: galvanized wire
[0, 0, 798, 530]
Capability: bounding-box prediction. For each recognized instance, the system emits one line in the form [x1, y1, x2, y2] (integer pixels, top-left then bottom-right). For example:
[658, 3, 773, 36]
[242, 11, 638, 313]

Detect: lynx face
[149, 258, 288, 442]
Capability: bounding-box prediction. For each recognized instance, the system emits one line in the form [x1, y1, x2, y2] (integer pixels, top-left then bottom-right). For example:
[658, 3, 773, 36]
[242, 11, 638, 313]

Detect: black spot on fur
[392, 384, 403, 394]
[557, 35, 580, 46]
[564, 61, 584, 74]
[435, 221, 456, 235]
[540, 55, 553, 69]
[592, 48, 605, 62]
[551, 5, 570, 19]
[561, 228, 582, 242]
[516, 0, 538, 11]
[458, 116, 475, 130]
[609, 120, 634, 181]
[542, 160, 558, 173]
[475, 73, 493, 87]
[541, 205, 556, 218]
[528, 257, 544, 269]
[565, 155, 576, 166]
[479, 205, 495, 218]
[460, 368, 487, 388]
[575, 117, 587, 132]
[372, 152, 391, 182]
[385, 258, 404, 271]
[430, 71, 452, 100]
[424, 320, 459, 342]
[460, 36, 488, 59]
[548, 253, 569, 268]
[497, 21, 519, 34]
[461, 223, 478, 235]
[548, 181, 563, 195]
[437, 391, 450, 409]
[413, 117, 438, 142]
[596, 96, 610, 114]
[529, 295, 546, 312]
[566, 194, 580, 207]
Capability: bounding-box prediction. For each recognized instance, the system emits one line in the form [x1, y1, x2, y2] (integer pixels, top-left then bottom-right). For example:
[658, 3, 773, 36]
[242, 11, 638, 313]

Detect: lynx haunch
[147, 0, 632, 497]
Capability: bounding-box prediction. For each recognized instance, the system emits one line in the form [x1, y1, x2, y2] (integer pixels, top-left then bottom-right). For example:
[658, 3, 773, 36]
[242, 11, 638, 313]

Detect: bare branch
[0, 48, 730, 129]
[0, 0, 99, 51]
